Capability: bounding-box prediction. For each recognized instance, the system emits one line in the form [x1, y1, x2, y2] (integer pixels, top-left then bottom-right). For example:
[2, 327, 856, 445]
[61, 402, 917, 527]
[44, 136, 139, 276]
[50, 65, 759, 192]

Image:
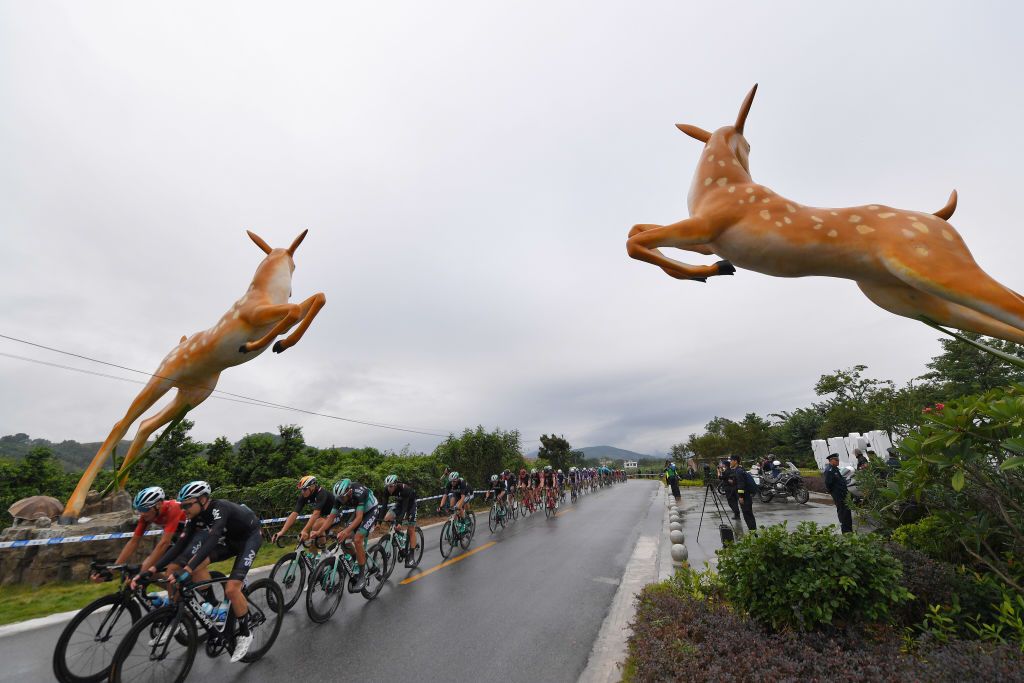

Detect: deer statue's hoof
[691, 276, 708, 283]
[238, 344, 250, 354]
[272, 341, 286, 354]
[715, 260, 736, 276]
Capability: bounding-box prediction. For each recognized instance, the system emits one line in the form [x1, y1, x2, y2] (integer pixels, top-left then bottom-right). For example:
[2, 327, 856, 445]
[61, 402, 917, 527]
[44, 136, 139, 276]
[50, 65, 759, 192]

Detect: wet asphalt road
[1, 480, 661, 683]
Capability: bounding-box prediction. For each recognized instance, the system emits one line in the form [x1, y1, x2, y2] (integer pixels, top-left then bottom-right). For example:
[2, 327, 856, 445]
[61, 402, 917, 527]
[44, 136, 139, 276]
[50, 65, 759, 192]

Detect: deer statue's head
[676, 84, 758, 176]
[246, 229, 308, 299]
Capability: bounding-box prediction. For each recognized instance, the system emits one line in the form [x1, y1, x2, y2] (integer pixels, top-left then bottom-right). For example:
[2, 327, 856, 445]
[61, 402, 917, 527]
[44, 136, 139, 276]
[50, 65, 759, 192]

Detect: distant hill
[0, 432, 357, 471]
[526, 445, 654, 463]
[579, 445, 653, 462]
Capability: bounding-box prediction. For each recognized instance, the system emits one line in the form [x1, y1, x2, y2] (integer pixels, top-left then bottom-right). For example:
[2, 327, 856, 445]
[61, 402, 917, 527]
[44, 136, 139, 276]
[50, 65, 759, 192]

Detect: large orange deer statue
[627, 85, 1024, 345]
[61, 230, 326, 521]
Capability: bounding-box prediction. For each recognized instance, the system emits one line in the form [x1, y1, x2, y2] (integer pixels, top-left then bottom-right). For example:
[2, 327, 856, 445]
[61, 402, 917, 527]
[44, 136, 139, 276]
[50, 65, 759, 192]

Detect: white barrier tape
[0, 493, 457, 549]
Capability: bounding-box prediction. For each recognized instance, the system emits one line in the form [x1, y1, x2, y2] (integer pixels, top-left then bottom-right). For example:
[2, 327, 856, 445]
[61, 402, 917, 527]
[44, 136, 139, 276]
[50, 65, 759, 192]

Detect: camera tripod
[695, 478, 732, 543]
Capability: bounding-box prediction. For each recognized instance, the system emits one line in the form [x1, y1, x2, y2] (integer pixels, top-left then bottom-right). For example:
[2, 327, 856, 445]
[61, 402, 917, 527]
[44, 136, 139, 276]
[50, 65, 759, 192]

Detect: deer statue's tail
[933, 190, 957, 221]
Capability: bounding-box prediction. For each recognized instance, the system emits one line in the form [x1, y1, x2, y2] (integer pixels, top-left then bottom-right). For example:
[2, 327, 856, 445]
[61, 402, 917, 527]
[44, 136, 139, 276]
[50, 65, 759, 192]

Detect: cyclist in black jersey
[541, 466, 558, 509]
[529, 468, 542, 507]
[483, 474, 507, 508]
[271, 475, 336, 545]
[437, 472, 473, 525]
[323, 478, 380, 591]
[379, 474, 419, 567]
[144, 481, 262, 662]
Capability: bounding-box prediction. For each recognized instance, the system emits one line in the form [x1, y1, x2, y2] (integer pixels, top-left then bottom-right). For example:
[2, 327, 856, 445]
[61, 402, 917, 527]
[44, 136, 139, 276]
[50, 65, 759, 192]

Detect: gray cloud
[2, 1, 1021, 459]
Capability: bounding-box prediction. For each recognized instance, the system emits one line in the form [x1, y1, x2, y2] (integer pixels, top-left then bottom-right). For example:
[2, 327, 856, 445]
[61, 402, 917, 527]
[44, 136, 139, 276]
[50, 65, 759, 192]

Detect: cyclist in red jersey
[91, 486, 184, 583]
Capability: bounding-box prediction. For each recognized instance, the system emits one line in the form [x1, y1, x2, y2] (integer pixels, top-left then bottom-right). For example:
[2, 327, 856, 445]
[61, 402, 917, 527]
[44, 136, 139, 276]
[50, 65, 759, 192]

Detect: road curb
[578, 484, 661, 683]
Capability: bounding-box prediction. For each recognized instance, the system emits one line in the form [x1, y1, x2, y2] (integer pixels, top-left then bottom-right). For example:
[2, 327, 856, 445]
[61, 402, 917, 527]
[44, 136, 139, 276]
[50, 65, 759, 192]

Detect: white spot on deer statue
[61, 230, 326, 521]
[627, 85, 1024, 346]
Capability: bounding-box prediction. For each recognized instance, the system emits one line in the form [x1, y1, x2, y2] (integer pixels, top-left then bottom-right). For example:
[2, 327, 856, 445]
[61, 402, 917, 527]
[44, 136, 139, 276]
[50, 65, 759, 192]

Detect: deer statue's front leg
[238, 303, 302, 354]
[626, 216, 735, 281]
[272, 292, 326, 353]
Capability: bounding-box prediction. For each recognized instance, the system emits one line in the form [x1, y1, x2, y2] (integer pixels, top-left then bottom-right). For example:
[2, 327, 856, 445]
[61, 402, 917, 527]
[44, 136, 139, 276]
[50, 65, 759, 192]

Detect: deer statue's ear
[287, 229, 309, 256]
[675, 124, 712, 143]
[246, 230, 273, 254]
[735, 83, 758, 134]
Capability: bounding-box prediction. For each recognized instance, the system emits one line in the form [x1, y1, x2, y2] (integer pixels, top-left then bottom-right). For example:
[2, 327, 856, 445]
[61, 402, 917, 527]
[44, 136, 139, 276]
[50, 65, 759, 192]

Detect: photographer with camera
[727, 454, 757, 530]
[716, 458, 741, 521]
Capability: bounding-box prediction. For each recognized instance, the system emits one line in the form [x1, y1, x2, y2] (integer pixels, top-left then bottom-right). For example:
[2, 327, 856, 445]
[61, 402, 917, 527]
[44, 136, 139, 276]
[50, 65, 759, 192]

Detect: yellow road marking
[400, 541, 497, 585]
[553, 508, 574, 518]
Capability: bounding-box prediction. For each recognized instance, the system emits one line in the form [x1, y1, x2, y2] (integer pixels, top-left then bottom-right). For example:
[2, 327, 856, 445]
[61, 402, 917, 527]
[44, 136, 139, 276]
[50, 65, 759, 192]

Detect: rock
[671, 543, 689, 563]
[669, 521, 682, 532]
[34, 517, 52, 529]
[670, 530, 685, 544]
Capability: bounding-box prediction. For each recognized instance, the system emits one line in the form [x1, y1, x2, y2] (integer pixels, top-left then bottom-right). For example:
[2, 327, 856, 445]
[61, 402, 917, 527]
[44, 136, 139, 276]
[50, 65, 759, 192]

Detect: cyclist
[541, 465, 557, 509]
[378, 474, 419, 567]
[144, 481, 262, 663]
[92, 486, 184, 584]
[271, 475, 335, 546]
[556, 468, 566, 496]
[529, 468, 541, 507]
[437, 471, 473, 528]
[483, 474, 508, 517]
[500, 469, 516, 507]
[325, 478, 380, 591]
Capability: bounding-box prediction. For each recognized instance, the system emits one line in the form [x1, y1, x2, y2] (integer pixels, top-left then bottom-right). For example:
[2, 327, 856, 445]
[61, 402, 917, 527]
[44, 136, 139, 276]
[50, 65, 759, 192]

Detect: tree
[920, 332, 1024, 397]
[432, 426, 522, 488]
[537, 434, 584, 472]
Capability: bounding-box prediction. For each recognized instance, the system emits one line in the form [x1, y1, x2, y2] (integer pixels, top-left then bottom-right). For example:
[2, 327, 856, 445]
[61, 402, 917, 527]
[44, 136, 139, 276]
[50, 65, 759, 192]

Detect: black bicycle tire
[305, 558, 345, 624]
[269, 552, 306, 611]
[53, 591, 141, 683]
[360, 545, 387, 600]
[109, 606, 197, 683]
[439, 521, 454, 559]
[236, 578, 284, 662]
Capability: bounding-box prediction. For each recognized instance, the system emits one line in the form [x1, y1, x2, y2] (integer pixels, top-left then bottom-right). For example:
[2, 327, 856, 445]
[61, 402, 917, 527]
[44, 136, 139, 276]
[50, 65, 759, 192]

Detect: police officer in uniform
[824, 453, 853, 534]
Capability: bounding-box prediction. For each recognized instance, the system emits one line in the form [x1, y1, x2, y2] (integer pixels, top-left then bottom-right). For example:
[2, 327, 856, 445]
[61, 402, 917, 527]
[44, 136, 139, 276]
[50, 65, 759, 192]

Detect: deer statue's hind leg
[61, 376, 174, 521]
[111, 378, 219, 490]
[627, 217, 734, 281]
[857, 279, 1024, 345]
[881, 251, 1024, 342]
[272, 292, 326, 353]
[238, 303, 301, 354]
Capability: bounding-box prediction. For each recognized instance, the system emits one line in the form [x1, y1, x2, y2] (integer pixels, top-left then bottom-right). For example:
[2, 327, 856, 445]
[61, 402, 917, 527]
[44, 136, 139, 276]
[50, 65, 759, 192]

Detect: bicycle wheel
[408, 527, 425, 568]
[545, 493, 554, 518]
[233, 578, 284, 662]
[488, 506, 498, 533]
[439, 521, 455, 559]
[109, 607, 197, 683]
[305, 557, 345, 624]
[54, 592, 141, 683]
[269, 551, 307, 611]
[378, 533, 396, 580]
[460, 513, 476, 549]
[360, 544, 387, 600]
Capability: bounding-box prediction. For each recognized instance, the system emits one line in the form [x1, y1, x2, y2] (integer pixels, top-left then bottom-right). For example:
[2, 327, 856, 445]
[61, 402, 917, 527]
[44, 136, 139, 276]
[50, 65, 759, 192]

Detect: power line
[0, 334, 452, 438]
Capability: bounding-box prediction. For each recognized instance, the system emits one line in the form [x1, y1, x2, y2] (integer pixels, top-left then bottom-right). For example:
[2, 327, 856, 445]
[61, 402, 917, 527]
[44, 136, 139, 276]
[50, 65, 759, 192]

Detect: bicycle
[544, 487, 557, 518]
[108, 572, 283, 682]
[570, 482, 578, 504]
[378, 517, 425, 579]
[439, 508, 476, 558]
[268, 538, 325, 611]
[487, 497, 509, 533]
[53, 562, 228, 683]
[305, 536, 386, 623]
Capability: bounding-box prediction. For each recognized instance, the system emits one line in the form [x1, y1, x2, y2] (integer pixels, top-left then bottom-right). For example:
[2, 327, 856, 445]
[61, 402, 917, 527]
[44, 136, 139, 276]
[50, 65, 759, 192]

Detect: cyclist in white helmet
[437, 471, 473, 526]
[378, 474, 419, 567]
[93, 486, 184, 584]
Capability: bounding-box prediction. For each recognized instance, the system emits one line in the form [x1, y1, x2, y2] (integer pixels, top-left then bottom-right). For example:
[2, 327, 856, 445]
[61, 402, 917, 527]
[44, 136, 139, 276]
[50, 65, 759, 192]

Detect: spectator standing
[824, 453, 853, 534]
[728, 454, 757, 531]
[664, 460, 681, 498]
[718, 458, 740, 520]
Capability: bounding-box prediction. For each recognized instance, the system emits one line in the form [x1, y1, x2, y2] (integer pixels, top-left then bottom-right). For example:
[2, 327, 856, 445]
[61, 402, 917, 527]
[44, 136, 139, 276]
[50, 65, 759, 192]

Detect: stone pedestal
[0, 490, 150, 586]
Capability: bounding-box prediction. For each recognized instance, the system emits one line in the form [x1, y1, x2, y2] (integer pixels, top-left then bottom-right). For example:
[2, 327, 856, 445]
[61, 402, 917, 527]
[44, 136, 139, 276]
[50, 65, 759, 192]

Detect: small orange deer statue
[61, 230, 326, 521]
[627, 85, 1024, 345]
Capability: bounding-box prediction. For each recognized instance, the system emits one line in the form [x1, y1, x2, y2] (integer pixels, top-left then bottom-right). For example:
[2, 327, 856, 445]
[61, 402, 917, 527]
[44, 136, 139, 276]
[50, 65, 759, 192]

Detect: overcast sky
[2, 1, 1022, 458]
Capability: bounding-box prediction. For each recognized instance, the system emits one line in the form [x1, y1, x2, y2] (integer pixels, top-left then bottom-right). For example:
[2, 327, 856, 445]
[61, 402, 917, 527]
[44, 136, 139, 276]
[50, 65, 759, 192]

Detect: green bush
[716, 521, 912, 631]
[891, 515, 963, 563]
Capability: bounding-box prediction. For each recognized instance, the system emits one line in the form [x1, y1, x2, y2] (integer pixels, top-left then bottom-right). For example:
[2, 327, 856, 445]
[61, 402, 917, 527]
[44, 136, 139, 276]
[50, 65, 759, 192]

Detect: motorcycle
[752, 462, 809, 505]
